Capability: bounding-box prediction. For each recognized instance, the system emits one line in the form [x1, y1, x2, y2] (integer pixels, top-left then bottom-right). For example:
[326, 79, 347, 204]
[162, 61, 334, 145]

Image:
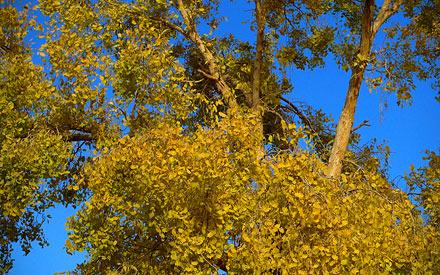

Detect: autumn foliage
[66, 116, 440, 274]
[1, 0, 440, 274]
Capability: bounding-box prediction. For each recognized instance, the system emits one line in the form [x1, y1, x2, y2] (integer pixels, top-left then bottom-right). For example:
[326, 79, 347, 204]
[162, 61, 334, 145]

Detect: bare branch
[372, 0, 404, 39]
[351, 120, 371, 133]
[280, 96, 313, 130]
[280, 96, 327, 153]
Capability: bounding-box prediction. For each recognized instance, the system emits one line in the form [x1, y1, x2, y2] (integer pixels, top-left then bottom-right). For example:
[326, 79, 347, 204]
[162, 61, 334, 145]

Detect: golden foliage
[66, 116, 439, 274]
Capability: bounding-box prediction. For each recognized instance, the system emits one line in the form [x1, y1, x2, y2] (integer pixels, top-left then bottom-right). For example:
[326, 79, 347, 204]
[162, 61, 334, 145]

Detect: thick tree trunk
[327, 0, 404, 179]
[327, 67, 366, 179]
[327, 0, 375, 179]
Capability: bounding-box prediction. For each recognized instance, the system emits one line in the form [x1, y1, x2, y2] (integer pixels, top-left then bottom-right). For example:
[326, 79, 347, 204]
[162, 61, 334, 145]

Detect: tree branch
[327, 0, 376, 179]
[280, 96, 313, 130]
[15, 131, 96, 142]
[351, 120, 371, 133]
[197, 69, 218, 81]
[150, 16, 189, 39]
[280, 96, 328, 153]
[372, 0, 404, 39]
[175, 0, 238, 109]
[68, 133, 96, 142]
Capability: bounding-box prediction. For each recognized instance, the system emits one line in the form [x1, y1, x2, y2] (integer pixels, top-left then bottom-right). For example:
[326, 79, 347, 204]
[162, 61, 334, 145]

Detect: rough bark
[327, 0, 375, 179]
[372, 0, 404, 39]
[327, 0, 404, 179]
[175, 0, 238, 110]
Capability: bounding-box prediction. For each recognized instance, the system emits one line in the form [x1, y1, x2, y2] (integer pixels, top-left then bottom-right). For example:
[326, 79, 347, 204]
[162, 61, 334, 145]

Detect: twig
[197, 69, 218, 81]
[280, 96, 313, 130]
[351, 120, 371, 133]
[280, 96, 326, 152]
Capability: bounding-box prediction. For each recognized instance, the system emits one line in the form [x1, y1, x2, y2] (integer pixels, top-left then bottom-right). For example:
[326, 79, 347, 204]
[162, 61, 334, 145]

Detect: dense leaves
[1, 0, 439, 274]
[408, 151, 440, 228]
[66, 116, 440, 274]
[0, 3, 75, 272]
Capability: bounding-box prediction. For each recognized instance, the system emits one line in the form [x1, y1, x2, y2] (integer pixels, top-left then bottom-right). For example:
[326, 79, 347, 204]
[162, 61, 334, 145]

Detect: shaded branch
[68, 133, 96, 142]
[280, 96, 326, 153]
[280, 96, 314, 131]
[250, 0, 265, 109]
[197, 69, 218, 81]
[13, 120, 97, 142]
[215, 257, 228, 273]
[15, 131, 96, 142]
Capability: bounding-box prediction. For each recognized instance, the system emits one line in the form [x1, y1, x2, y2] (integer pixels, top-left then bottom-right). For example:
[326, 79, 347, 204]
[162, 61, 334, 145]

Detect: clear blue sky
[10, 1, 440, 274]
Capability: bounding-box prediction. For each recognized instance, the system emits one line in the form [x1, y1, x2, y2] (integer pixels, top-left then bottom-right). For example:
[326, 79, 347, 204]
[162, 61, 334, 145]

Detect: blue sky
[9, 1, 440, 274]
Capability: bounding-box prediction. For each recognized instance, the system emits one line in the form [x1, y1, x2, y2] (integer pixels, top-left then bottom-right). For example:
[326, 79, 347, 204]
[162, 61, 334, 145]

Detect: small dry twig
[351, 120, 371, 133]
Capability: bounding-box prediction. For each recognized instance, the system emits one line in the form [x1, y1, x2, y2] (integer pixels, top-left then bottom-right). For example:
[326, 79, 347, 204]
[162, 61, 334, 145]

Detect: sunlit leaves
[332, 0, 440, 107]
[0, 2, 77, 272]
[66, 116, 261, 273]
[2, 0, 440, 274]
[407, 150, 440, 227]
[0, 129, 72, 274]
[65, 115, 437, 273]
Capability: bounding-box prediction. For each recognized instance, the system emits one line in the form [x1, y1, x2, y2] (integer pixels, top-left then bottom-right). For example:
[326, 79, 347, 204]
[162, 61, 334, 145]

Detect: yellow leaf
[243, 233, 250, 243]
[65, 239, 72, 249]
[340, 220, 348, 227]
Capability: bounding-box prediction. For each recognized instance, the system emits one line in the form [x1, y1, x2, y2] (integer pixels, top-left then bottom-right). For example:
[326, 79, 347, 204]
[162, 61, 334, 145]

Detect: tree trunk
[251, 0, 266, 160]
[251, 0, 264, 110]
[327, 0, 375, 179]
[327, 66, 366, 179]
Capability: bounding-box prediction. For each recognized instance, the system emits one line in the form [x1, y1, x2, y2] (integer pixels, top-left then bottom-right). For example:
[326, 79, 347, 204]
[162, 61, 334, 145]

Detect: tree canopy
[1, 0, 439, 274]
